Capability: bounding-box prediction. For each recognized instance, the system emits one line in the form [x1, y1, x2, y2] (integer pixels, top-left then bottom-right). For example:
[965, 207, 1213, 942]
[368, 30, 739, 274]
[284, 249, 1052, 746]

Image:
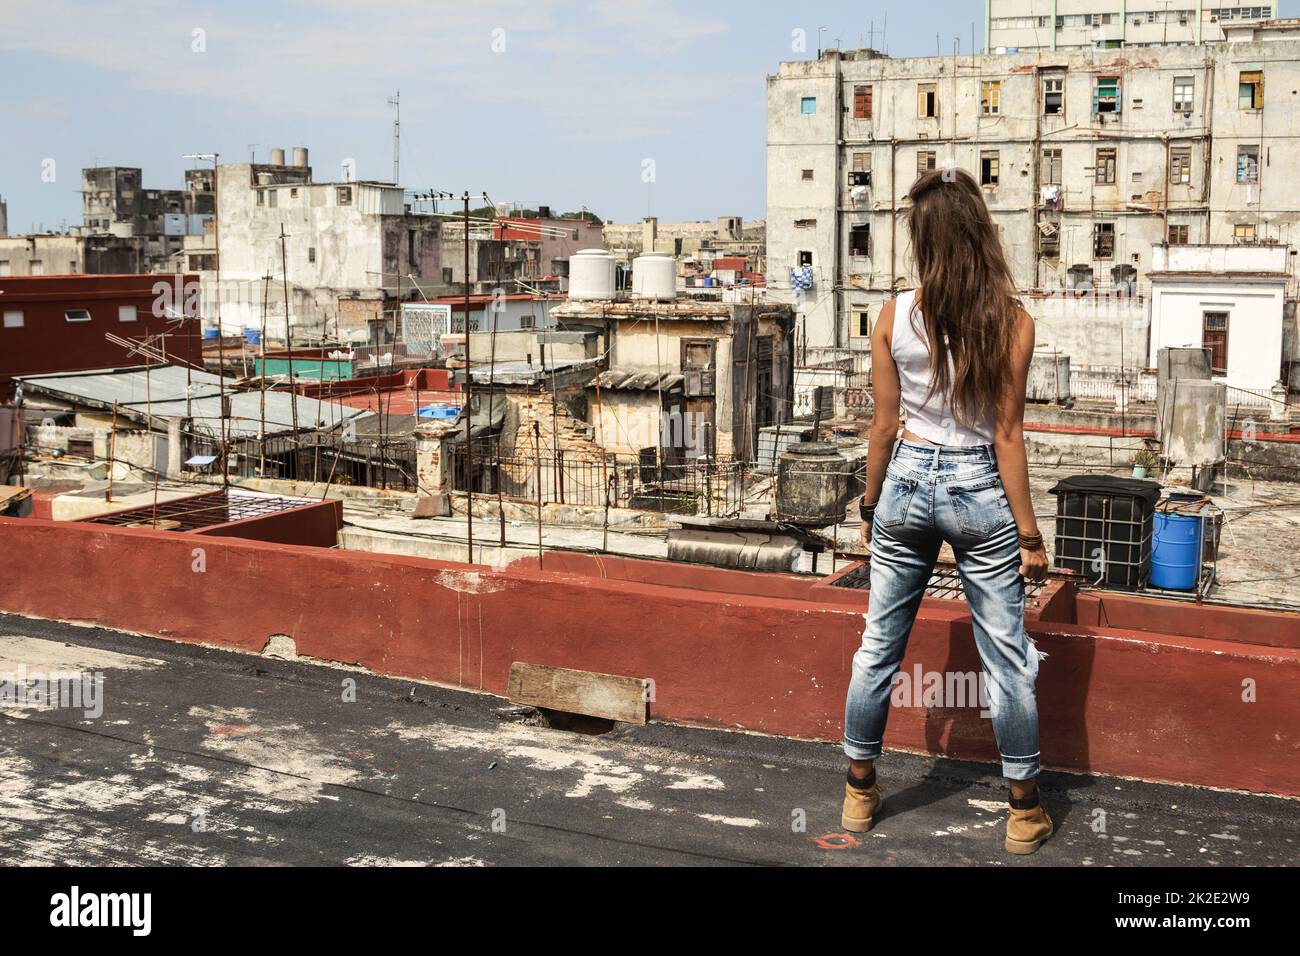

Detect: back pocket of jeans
[946, 476, 1012, 537]
[875, 473, 918, 528]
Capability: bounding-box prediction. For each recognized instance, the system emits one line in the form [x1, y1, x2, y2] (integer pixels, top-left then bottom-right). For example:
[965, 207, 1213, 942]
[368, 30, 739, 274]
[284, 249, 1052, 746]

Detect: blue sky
[1, 1, 1294, 231]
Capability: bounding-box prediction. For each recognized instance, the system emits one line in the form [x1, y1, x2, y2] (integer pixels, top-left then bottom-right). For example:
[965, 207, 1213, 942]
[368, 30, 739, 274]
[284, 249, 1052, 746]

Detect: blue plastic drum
[1151, 512, 1203, 590]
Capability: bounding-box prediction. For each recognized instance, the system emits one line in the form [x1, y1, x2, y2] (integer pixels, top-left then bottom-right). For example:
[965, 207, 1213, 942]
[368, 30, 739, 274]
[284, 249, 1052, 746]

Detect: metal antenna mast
[388, 91, 401, 185]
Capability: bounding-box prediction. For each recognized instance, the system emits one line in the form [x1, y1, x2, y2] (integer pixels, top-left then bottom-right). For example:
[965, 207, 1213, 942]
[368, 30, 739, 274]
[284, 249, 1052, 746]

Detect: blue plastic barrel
[1151, 512, 1202, 590]
[243, 328, 262, 346]
[201, 326, 219, 340]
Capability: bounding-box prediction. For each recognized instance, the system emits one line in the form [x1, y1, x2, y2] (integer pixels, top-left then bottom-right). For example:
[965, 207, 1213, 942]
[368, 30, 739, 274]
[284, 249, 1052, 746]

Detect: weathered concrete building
[212, 148, 442, 342]
[0, 195, 7, 238]
[765, 23, 1300, 366]
[79, 166, 213, 273]
[0, 234, 86, 277]
[986, 0, 1275, 53]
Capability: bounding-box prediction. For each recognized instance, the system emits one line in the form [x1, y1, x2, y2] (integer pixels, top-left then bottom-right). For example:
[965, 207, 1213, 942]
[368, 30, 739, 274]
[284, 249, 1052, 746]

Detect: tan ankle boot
[1005, 791, 1053, 855]
[841, 770, 883, 833]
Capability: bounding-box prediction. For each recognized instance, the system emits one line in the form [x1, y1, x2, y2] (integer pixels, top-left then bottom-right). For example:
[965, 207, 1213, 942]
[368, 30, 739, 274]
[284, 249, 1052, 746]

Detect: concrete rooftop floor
[1, 613, 1295, 867]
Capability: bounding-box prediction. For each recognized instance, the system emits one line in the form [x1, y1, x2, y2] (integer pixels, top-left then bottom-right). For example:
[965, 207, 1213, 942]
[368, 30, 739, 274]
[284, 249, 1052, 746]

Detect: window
[64, 309, 92, 323]
[0, 260, 9, 276]
[1236, 145, 1259, 183]
[308, 247, 317, 264]
[800, 96, 817, 115]
[1040, 229, 1060, 259]
[917, 83, 938, 118]
[853, 309, 871, 337]
[801, 169, 814, 181]
[1095, 76, 1121, 114]
[257, 191, 265, 206]
[336, 186, 352, 205]
[290, 188, 299, 199]
[1095, 148, 1117, 185]
[848, 152, 872, 186]
[853, 84, 873, 119]
[1234, 223, 1257, 242]
[442, 267, 454, 284]
[794, 218, 817, 228]
[69, 261, 78, 273]
[916, 150, 937, 178]
[1202, 312, 1228, 373]
[1093, 223, 1115, 259]
[1042, 148, 1063, 185]
[118, 305, 137, 322]
[1043, 76, 1064, 115]
[268, 190, 278, 208]
[1170, 146, 1192, 185]
[30, 260, 43, 276]
[1173, 76, 1194, 112]
[408, 229, 418, 265]
[1167, 224, 1190, 244]
[981, 81, 1001, 115]
[798, 250, 813, 266]
[2, 310, 23, 329]
[849, 223, 871, 257]
[980, 151, 1000, 186]
[1238, 70, 1263, 109]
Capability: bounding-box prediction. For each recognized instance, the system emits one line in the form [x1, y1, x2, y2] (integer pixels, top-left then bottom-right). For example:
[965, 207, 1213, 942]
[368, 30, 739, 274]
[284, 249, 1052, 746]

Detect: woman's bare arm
[861, 299, 901, 512]
[994, 309, 1048, 579]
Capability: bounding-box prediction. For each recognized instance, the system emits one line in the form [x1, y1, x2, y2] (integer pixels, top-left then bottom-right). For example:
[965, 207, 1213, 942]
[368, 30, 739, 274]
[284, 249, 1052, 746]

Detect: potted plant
[1131, 448, 1157, 479]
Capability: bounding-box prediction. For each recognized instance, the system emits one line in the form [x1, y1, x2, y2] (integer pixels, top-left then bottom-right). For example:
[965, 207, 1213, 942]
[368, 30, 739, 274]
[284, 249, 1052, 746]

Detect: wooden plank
[507, 662, 649, 725]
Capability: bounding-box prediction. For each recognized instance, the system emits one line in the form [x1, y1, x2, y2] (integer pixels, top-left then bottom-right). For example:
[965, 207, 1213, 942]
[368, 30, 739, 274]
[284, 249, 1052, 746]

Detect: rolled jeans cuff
[843, 736, 882, 761]
[1001, 753, 1041, 781]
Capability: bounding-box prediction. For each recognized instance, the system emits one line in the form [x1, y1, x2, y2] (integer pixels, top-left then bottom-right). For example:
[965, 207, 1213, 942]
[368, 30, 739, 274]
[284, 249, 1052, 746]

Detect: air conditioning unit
[684, 368, 716, 398]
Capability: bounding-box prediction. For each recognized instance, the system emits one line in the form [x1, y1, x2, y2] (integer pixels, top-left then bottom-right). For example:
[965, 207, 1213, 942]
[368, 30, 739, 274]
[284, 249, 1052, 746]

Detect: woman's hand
[859, 520, 873, 555]
[1019, 544, 1048, 582]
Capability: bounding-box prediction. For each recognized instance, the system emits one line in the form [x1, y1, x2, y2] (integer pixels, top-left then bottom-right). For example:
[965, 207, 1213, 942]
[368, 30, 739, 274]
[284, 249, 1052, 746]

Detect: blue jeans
[843, 440, 1042, 780]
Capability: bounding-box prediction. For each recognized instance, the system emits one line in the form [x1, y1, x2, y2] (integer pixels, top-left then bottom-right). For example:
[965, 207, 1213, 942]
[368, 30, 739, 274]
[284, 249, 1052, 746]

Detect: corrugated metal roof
[592, 368, 684, 392]
[15, 365, 364, 439]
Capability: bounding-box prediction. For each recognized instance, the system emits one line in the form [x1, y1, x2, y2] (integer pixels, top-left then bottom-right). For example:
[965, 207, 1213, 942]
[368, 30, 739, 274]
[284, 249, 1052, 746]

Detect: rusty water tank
[775, 442, 851, 527]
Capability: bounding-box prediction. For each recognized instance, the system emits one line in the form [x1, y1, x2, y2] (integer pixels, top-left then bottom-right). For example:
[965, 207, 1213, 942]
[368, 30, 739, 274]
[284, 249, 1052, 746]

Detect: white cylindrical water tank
[631, 254, 676, 300]
[568, 248, 616, 300]
[269, 148, 286, 166]
[292, 146, 309, 167]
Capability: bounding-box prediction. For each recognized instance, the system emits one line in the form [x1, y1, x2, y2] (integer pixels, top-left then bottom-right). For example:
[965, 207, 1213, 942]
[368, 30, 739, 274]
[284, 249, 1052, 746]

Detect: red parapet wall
[1, 517, 1297, 797]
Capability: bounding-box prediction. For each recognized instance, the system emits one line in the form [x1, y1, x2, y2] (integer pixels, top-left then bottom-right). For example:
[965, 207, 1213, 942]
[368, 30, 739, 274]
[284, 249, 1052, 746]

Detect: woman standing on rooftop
[840, 167, 1053, 855]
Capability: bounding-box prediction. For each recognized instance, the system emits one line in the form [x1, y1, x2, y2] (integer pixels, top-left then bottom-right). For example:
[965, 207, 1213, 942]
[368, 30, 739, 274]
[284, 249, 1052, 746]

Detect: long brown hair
[905, 167, 1020, 426]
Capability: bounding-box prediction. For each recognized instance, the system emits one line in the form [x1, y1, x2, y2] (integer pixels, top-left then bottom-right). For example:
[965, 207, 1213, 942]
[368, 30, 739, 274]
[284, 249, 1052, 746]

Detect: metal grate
[83, 490, 313, 532]
[829, 560, 1047, 603]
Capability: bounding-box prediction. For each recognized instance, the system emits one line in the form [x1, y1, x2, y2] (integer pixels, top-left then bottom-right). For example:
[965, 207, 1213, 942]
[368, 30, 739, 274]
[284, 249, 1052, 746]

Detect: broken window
[794, 218, 817, 229]
[981, 81, 1001, 116]
[917, 83, 938, 118]
[853, 84, 873, 119]
[848, 152, 872, 186]
[336, 186, 352, 205]
[1236, 145, 1259, 183]
[1040, 227, 1060, 259]
[1238, 70, 1263, 109]
[1169, 146, 1192, 185]
[980, 151, 1000, 186]
[801, 169, 814, 181]
[1094, 76, 1121, 114]
[1202, 312, 1229, 373]
[849, 223, 871, 257]
[1093, 222, 1115, 259]
[1042, 148, 1062, 185]
[1043, 75, 1064, 115]
[916, 150, 937, 179]
[1095, 148, 1117, 185]
[853, 309, 871, 337]
[1167, 224, 1189, 244]
[1173, 76, 1194, 112]
[798, 250, 813, 266]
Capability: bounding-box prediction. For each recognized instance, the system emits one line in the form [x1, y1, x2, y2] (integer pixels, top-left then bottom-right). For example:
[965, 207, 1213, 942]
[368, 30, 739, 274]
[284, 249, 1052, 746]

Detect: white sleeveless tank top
[889, 288, 997, 447]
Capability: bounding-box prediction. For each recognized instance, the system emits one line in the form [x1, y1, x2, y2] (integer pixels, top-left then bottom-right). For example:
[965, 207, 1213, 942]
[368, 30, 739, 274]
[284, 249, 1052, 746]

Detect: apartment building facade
[766, 25, 1300, 353]
[986, 0, 1276, 52]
